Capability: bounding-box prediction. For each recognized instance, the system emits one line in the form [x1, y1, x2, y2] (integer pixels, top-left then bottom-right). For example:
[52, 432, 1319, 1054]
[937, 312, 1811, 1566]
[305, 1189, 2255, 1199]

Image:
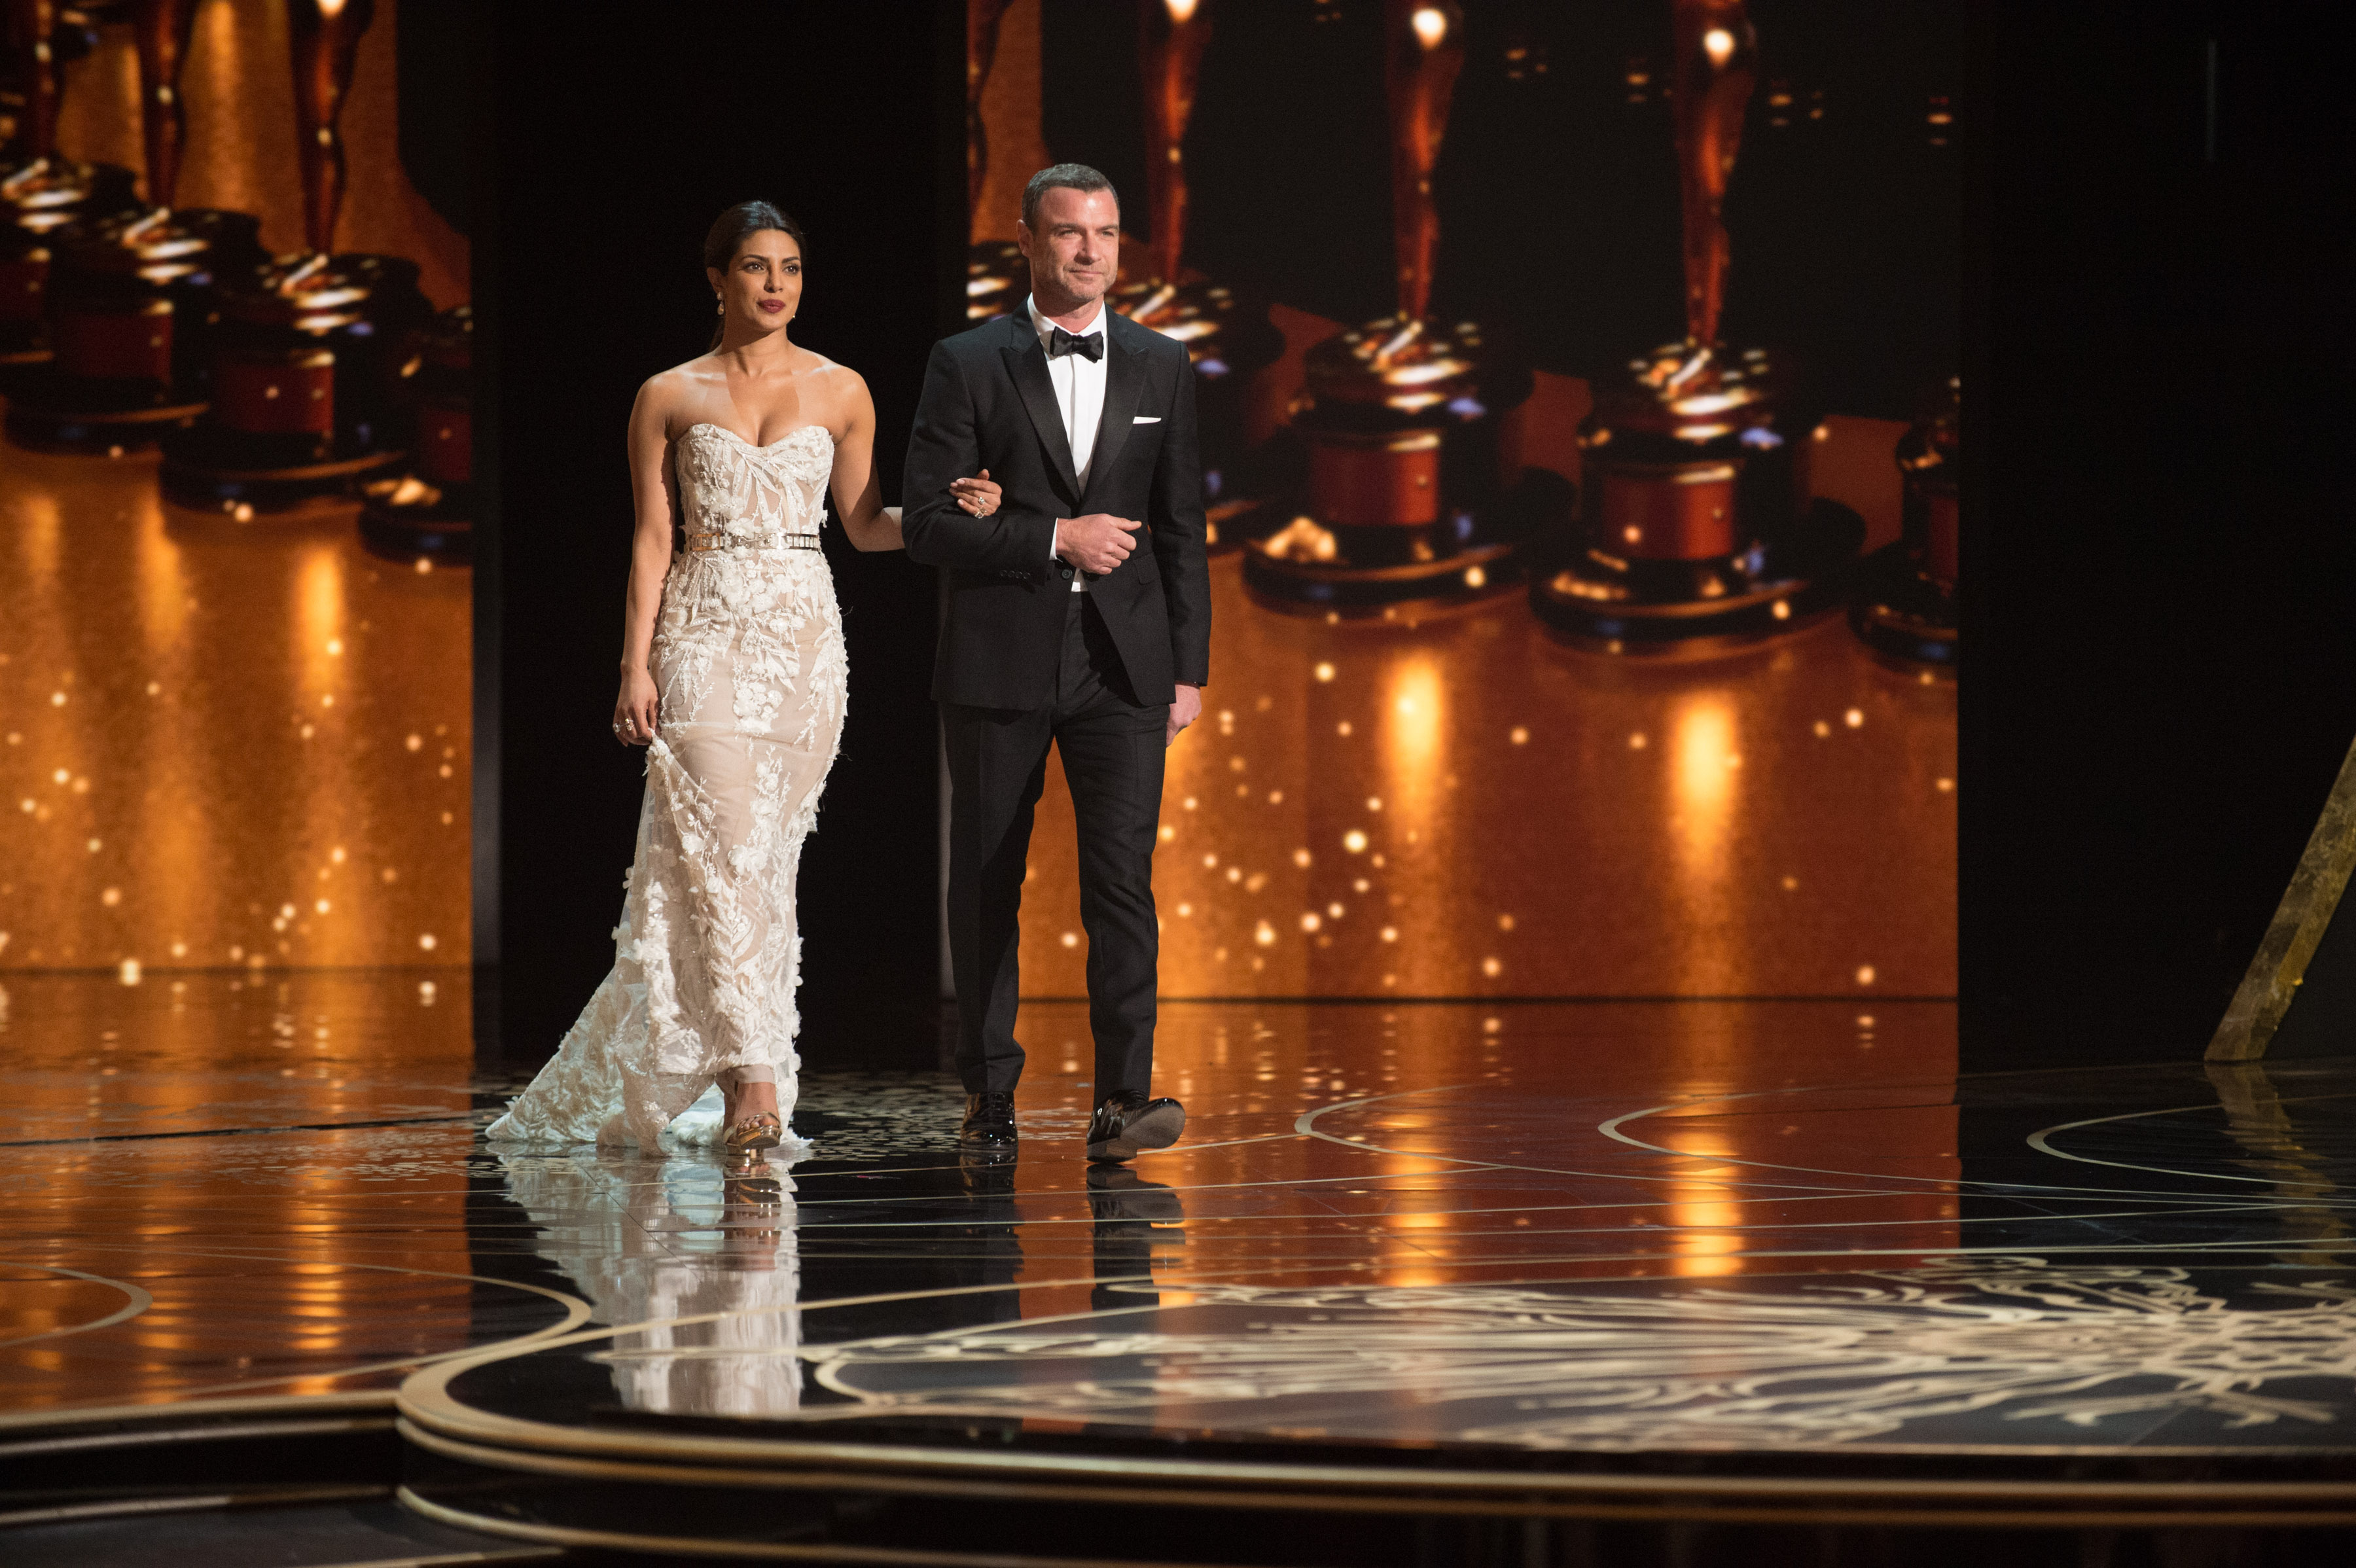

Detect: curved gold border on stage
[0, 1484, 391, 1534]
[0, 1264, 153, 1353]
[0, 1260, 590, 1437]
[399, 1486, 1190, 1567]
[0, 1389, 394, 1436]
[0, 1400, 396, 1467]
[394, 1414, 2356, 1532]
[397, 1308, 2356, 1533]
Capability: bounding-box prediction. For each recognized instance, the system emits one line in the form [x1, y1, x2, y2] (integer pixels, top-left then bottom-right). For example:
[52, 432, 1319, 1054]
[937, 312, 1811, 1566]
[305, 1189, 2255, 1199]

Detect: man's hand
[1056, 513, 1142, 575]
[1166, 683, 1202, 747]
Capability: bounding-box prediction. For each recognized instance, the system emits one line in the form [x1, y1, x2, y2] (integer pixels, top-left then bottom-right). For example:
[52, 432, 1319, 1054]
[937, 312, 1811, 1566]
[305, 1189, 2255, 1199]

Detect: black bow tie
[1048, 327, 1104, 363]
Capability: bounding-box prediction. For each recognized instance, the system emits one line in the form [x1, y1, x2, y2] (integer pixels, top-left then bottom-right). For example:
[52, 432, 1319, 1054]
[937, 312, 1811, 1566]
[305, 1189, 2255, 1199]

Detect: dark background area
[1961, 0, 2356, 1071]
[448, 0, 963, 1070]
[409, 0, 2353, 1078]
[2271, 892, 2356, 1061]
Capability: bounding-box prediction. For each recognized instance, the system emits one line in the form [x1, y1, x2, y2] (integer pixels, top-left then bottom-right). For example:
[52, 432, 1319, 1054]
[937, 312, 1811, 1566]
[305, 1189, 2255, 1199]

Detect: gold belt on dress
[684, 531, 821, 553]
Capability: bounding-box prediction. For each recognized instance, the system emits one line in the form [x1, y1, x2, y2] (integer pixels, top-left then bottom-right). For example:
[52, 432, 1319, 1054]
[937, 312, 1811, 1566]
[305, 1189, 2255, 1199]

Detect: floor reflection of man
[951, 1151, 1030, 1329]
[1086, 1166, 1185, 1313]
[772, 1150, 1033, 1363]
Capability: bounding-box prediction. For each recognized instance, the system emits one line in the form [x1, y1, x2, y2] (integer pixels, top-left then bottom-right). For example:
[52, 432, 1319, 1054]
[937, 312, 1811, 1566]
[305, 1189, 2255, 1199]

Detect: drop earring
[716, 299, 724, 315]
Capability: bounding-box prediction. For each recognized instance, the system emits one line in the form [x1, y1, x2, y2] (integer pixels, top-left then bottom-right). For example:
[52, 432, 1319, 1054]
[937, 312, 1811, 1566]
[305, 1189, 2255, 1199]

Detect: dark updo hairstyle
[704, 200, 809, 350]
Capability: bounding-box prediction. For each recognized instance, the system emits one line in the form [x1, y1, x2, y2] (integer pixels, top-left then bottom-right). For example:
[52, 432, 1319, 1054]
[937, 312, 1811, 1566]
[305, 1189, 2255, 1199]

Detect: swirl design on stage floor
[808, 1261, 2356, 1450]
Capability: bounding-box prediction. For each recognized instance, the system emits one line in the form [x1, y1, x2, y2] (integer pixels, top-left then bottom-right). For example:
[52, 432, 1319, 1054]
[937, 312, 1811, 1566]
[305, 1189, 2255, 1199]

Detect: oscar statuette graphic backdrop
[0, 0, 473, 984]
[972, 0, 1959, 1007]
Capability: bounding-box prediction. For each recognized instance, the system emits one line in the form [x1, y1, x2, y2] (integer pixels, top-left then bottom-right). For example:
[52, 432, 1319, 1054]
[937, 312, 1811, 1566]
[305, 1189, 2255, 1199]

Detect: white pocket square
[1133, 415, 1162, 424]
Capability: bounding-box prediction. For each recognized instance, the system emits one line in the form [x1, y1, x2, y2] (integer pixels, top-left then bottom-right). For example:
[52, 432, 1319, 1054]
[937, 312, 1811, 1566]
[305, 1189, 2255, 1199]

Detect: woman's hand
[950, 469, 1000, 518]
[613, 667, 659, 747]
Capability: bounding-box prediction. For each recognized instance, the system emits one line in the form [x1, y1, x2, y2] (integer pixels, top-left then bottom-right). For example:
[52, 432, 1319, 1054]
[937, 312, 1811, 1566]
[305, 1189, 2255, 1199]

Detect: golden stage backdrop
[1011, 393, 1952, 1001]
[973, 0, 1957, 1001]
[52, 0, 468, 310]
[2, 0, 471, 977]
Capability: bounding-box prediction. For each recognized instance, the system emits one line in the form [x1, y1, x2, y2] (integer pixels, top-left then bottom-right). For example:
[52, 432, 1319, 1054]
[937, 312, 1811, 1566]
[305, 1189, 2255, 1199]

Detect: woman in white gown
[487, 202, 998, 1155]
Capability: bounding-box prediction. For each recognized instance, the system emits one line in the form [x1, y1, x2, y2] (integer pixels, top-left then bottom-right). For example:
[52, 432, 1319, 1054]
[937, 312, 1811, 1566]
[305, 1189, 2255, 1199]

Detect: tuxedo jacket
[902, 308, 1211, 709]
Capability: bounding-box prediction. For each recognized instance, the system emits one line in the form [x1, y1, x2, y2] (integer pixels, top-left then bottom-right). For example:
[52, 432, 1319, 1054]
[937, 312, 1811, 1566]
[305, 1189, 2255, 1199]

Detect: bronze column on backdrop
[961, 0, 1026, 324]
[966, 0, 1016, 218]
[288, 0, 366, 258]
[1140, 0, 1201, 293]
[1107, 0, 1279, 547]
[158, 0, 429, 516]
[1239, 0, 1562, 616]
[1847, 375, 1957, 669]
[1529, 0, 1860, 652]
[0, 0, 58, 155]
[7, 0, 268, 452]
[0, 0, 139, 371]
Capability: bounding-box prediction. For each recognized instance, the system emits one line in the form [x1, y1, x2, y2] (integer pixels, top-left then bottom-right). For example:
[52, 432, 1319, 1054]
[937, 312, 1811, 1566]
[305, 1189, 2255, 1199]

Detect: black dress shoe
[1085, 1090, 1185, 1163]
[961, 1090, 1018, 1149]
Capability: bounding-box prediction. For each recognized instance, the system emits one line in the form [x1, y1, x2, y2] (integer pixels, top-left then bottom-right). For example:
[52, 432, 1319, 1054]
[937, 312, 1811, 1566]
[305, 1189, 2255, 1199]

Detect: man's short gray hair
[1021, 162, 1119, 230]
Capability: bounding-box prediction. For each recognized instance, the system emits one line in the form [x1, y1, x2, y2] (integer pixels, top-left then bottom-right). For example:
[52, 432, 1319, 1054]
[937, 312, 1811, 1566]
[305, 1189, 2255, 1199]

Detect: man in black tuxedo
[902, 164, 1209, 1163]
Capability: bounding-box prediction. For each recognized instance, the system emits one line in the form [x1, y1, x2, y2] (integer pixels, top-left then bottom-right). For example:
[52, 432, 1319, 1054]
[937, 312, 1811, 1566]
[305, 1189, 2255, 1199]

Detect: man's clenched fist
[1056, 513, 1143, 575]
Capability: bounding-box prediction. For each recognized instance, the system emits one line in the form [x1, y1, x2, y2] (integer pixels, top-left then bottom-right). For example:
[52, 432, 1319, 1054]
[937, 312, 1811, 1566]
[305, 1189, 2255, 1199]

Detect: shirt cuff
[1049, 520, 1060, 561]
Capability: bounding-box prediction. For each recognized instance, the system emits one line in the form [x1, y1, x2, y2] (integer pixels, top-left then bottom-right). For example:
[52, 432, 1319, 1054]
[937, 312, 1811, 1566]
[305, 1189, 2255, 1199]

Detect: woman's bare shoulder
[802, 354, 872, 421]
[633, 357, 723, 423]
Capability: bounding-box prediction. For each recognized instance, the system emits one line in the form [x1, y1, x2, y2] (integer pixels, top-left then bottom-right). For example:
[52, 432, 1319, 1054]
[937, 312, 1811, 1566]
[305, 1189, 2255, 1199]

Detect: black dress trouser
[942, 591, 1167, 1097]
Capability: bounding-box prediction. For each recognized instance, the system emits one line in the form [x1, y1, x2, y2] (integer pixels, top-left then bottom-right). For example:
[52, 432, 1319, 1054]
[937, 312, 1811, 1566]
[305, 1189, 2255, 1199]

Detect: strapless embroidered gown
[488, 423, 846, 1149]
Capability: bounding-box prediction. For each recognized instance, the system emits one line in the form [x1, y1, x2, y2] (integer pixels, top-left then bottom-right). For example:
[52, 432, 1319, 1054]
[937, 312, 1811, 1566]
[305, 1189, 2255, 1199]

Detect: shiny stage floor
[4, 974, 2355, 1561]
[5, 971, 2353, 1453]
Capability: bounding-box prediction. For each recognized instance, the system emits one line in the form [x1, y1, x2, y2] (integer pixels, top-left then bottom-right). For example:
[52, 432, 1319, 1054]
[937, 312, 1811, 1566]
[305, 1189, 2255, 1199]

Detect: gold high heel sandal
[717, 1066, 782, 1161]
[723, 1112, 782, 1158]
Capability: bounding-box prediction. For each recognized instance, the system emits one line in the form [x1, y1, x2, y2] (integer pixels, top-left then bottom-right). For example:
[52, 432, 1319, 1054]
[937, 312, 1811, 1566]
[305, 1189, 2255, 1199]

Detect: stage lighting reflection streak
[1290, 1093, 2354, 1232]
[1668, 695, 1738, 966]
[0, 1245, 596, 1410]
[785, 1199, 2297, 1239]
[0, 1264, 154, 1348]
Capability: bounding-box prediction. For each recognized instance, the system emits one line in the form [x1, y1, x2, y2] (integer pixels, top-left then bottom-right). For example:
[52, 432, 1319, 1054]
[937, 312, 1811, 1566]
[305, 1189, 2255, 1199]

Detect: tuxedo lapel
[1082, 317, 1146, 512]
[999, 320, 1080, 507]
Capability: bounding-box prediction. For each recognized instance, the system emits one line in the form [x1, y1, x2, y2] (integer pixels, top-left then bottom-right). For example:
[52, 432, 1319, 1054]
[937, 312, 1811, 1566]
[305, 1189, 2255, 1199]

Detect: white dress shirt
[1028, 293, 1107, 593]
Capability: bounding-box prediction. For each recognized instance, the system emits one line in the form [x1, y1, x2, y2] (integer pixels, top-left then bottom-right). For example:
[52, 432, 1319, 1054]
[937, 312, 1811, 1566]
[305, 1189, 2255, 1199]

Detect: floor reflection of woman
[484, 202, 999, 1157]
[497, 1149, 804, 1419]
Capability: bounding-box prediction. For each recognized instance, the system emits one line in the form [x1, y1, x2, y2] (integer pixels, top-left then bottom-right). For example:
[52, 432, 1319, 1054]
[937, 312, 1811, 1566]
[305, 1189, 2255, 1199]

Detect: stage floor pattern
[3, 971, 2351, 1477]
